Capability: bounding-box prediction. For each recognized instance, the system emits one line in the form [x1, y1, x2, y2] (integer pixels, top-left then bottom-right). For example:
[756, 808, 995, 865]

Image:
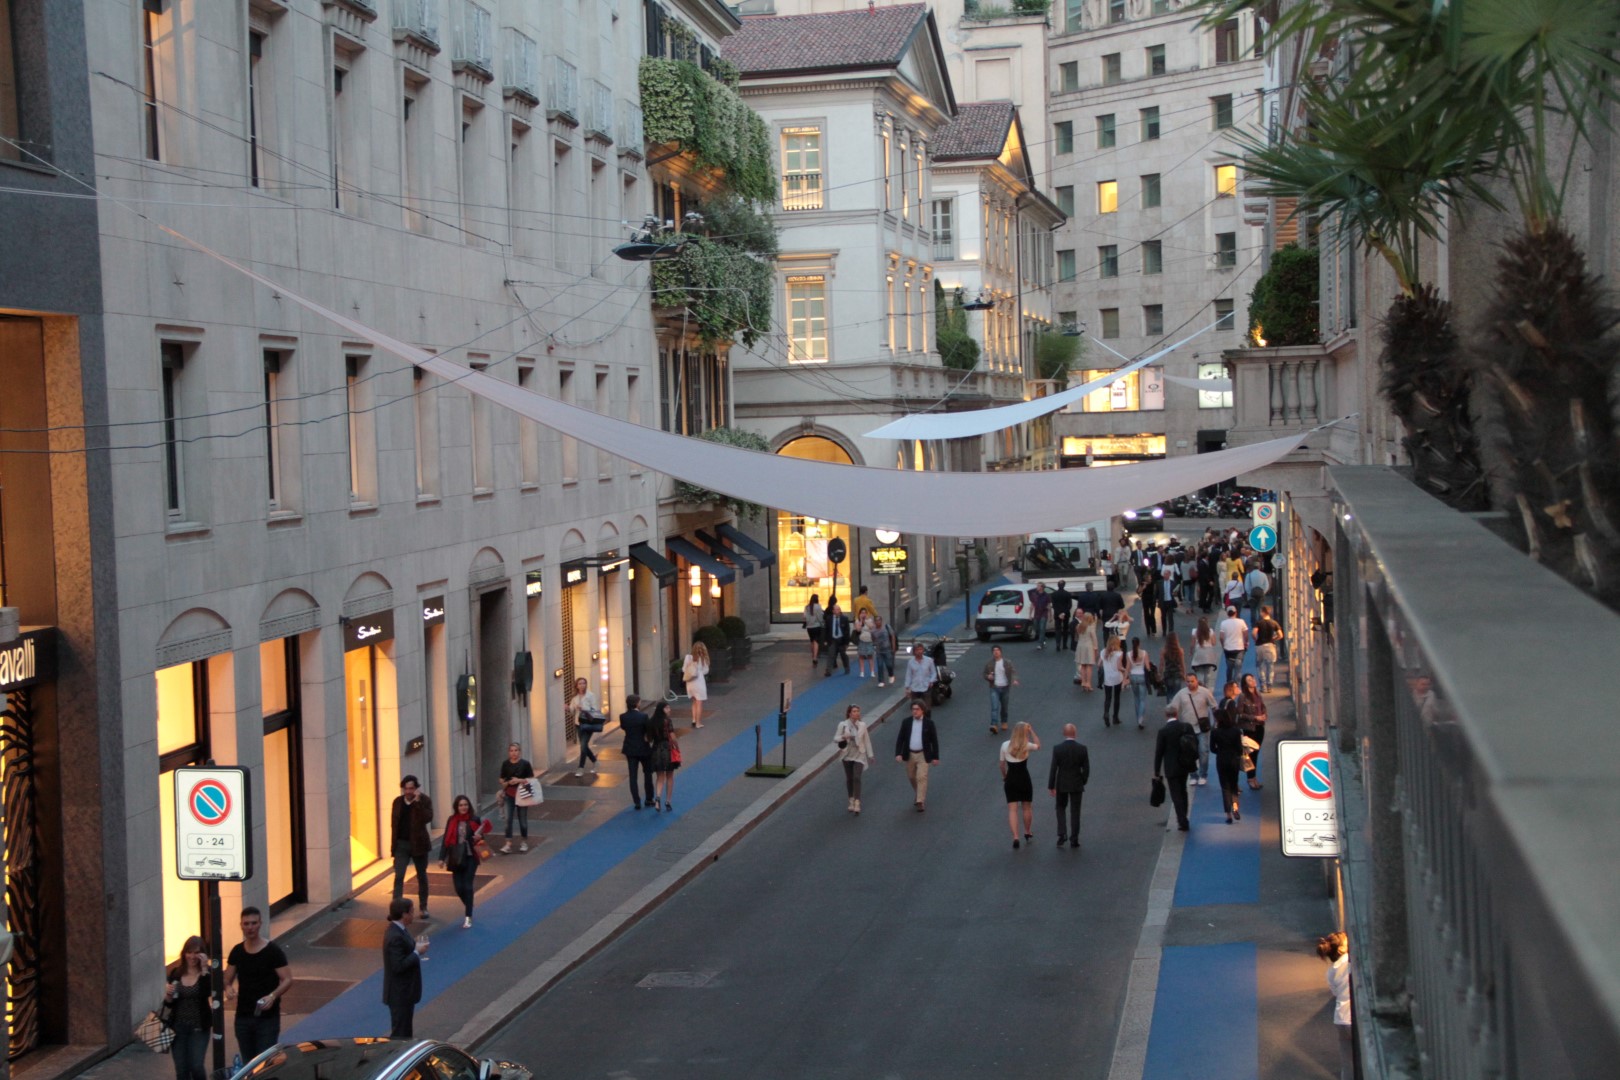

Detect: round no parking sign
[174, 766, 253, 882]
[1277, 741, 1340, 858]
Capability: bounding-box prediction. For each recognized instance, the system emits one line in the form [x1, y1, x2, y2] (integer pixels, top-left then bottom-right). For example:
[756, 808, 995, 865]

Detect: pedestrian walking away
[1100, 638, 1128, 727]
[163, 936, 213, 1080]
[438, 794, 492, 928]
[903, 642, 937, 706]
[620, 695, 655, 810]
[1238, 674, 1269, 789]
[1218, 606, 1251, 687]
[894, 701, 941, 811]
[1244, 562, 1271, 628]
[1048, 723, 1091, 848]
[872, 615, 898, 686]
[1072, 612, 1098, 690]
[983, 645, 1018, 733]
[1051, 580, 1075, 650]
[804, 594, 824, 666]
[389, 775, 435, 917]
[834, 704, 875, 814]
[999, 722, 1041, 848]
[684, 642, 710, 727]
[1210, 698, 1245, 822]
[822, 601, 851, 675]
[570, 677, 605, 775]
[1031, 582, 1051, 649]
[381, 897, 428, 1039]
[1159, 632, 1186, 703]
[1253, 605, 1284, 691]
[1152, 706, 1199, 831]
[1127, 637, 1152, 728]
[1190, 617, 1221, 692]
[1167, 674, 1217, 784]
[1319, 932, 1355, 1080]
[496, 743, 534, 852]
[648, 700, 684, 812]
[224, 907, 291, 1063]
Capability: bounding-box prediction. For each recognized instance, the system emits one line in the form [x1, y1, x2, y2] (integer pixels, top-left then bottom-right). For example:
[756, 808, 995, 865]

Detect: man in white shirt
[1243, 564, 1271, 626]
[903, 643, 937, 707]
[893, 701, 941, 811]
[1218, 606, 1250, 687]
[982, 646, 1018, 734]
[1167, 674, 1217, 785]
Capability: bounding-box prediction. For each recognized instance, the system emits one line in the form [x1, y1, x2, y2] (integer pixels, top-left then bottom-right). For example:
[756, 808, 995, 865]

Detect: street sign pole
[174, 763, 252, 1073]
[207, 879, 225, 1075]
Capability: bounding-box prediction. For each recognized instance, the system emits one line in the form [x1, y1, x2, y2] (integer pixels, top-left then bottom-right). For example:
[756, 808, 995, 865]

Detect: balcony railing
[583, 78, 614, 142]
[617, 100, 644, 156]
[450, 0, 493, 76]
[392, 0, 438, 46]
[501, 27, 539, 102]
[1316, 467, 1620, 1078]
[547, 57, 578, 124]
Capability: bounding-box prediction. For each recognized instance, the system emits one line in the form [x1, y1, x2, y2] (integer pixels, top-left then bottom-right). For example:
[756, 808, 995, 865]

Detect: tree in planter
[673, 427, 771, 519]
[935, 284, 980, 371]
[718, 614, 752, 669]
[1246, 244, 1319, 347]
[692, 625, 731, 683]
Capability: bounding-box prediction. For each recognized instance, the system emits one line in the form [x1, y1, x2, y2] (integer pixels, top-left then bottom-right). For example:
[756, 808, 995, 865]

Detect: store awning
[695, 530, 753, 577]
[628, 542, 678, 586]
[717, 523, 778, 568]
[667, 536, 737, 586]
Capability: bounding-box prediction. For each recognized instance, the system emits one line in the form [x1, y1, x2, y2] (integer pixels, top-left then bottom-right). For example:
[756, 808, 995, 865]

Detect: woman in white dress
[684, 642, 710, 729]
[1072, 612, 1098, 690]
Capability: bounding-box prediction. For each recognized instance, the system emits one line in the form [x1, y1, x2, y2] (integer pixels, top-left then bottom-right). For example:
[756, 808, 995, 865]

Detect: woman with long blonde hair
[684, 640, 710, 729]
[1100, 638, 1128, 726]
[1072, 611, 1098, 691]
[998, 722, 1041, 849]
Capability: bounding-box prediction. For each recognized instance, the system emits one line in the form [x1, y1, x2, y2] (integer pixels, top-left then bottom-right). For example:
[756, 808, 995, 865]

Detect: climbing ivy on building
[640, 57, 774, 204]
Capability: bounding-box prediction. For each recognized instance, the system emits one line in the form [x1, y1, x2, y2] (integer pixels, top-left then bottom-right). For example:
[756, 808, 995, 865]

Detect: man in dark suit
[619, 695, 654, 810]
[893, 701, 941, 811]
[381, 897, 427, 1038]
[1153, 704, 1197, 831]
[822, 601, 850, 675]
[1047, 723, 1091, 848]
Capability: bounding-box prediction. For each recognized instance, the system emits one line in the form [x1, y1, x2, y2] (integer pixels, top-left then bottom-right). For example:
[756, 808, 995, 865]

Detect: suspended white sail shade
[156, 225, 1324, 537]
[861, 321, 1220, 441]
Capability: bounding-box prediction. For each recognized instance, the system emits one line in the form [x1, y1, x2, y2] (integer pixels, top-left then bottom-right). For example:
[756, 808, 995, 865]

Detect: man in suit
[381, 897, 427, 1038]
[893, 700, 941, 811]
[620, 695, 654, 810]
[822, 601, 851, 675]
[1153, 704, 1198, 831]
[1048, 723, 1091, 848]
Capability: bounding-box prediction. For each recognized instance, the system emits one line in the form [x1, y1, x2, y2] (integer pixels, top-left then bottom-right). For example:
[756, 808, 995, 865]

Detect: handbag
[136, 1006, 175, 1054]
[1150, 776, 1166, 807]
[514, 779, 543, 807]
[473, 836, 493, 862]
[669, 739, 682, 765]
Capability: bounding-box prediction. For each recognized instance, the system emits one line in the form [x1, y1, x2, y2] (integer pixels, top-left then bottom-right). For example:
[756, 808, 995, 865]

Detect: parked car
[976, 583, 1042, 641]
[233, 1038, 531, 1080]
[1121, 506, 1166, 533]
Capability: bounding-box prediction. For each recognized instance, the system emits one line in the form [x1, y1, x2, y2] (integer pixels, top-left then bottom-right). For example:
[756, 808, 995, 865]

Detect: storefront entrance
[343, 611, 397, 878]
[259, 638, 306, 913]
[773, 436, 855, 622]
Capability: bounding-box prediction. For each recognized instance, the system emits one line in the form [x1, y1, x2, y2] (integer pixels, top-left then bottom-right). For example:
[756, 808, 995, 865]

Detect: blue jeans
[1224, 649, 1246, 688]
[1197, 729, 1211, 780]
[1033, 616, 1048, 644]
[989, 685, 1010, 728]
[875, 651, 895, 681]
[1256, 644, 1277, 690]
[1130, 673, 1148, 724]
[234, 1014, 279, 1064]
[171, 1023, 209, 1080]
[504, 799, 528, 838]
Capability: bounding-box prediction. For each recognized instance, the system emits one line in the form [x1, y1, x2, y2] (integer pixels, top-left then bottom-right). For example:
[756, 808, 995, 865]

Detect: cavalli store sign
[0, 628, 56, 693]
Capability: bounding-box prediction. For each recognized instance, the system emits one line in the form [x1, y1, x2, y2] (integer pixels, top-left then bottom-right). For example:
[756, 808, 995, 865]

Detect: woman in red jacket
[437, 795, 492, 928]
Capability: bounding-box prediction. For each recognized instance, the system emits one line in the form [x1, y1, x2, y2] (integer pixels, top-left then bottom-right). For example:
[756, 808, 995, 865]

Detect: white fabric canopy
[1165, 375, 1234, 392]
[861, 321, 1219, 440]
[161, 226, 1323, 536]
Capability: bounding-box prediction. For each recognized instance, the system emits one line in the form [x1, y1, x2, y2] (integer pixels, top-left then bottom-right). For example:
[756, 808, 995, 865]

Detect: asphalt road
[483, 635, 1174, 1080]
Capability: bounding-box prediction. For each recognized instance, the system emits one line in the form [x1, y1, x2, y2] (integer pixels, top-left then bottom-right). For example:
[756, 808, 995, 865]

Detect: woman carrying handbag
[834, 704, 875, 814]
[163, 936, 213, 1080]
[438, 795, 492, 928]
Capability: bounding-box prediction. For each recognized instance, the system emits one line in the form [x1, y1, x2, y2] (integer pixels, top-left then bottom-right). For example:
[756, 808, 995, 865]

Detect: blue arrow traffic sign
[1249, 524, 1277, 552]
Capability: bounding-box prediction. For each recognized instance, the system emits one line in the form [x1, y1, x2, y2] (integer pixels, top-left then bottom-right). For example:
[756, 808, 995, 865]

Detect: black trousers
[1142, 599, 1158, 634]
[1158, 598, 1176, 637]
[1165, 772, 1190, 829]
[627, 753, 654, 806]
[1053, 612, 1073, 650]
[1102, 684, 1123, 723]
[824, 639, 849, 673]
[388, 999, 415, 1039]
[392, 847, 429, 908]
[1055, 790, 1083, 842]
[451, 859, 478, 918]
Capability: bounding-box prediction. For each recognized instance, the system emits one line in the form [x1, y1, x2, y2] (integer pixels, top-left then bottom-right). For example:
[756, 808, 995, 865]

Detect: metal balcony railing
[547, 57, 578, 124]
[392, 0, 438, 45]
[501, 27, 539, 102]
[450, 0, 493, 75]
[1313, 467, 1620, 1079]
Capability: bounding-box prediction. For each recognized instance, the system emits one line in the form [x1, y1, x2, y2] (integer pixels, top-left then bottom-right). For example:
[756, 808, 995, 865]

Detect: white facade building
[1046, 0, 1265, 470]
[82, 0, 666, 1021]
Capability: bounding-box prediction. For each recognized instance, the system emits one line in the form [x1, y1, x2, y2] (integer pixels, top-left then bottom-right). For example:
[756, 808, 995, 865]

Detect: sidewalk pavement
[71, 588, 987, 1080]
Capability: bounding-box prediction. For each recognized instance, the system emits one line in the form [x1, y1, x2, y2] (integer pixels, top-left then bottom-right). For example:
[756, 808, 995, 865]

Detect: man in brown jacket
[390, 775, 436, 918]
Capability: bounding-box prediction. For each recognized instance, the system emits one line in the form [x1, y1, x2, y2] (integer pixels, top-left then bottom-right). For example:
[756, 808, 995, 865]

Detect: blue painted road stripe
[1143, 942, 1258, 1079]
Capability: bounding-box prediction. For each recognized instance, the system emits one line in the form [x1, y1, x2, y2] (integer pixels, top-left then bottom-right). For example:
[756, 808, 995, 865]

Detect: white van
[1019, 522, 1104, 577]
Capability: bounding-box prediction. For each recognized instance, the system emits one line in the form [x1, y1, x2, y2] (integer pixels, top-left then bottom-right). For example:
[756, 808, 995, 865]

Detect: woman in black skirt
[648, 701, 684, 812]
[999, 722, 1041, 849]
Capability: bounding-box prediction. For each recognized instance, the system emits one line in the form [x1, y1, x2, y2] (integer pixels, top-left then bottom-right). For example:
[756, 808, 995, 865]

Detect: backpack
[1177, 727, 1200, 773]
[1248, 583, 1266, 603]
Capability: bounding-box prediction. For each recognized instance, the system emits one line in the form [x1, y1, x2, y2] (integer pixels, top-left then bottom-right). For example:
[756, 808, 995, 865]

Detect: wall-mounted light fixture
[689, 564, 703, 607]
[709, 574, 721, 599]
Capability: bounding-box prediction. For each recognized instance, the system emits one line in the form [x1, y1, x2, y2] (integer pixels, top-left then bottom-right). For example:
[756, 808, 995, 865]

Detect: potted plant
[719, 614, 752, 669]
[693, 624, 731, 682]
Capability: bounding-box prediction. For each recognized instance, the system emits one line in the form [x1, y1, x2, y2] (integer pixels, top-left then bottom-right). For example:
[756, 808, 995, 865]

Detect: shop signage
[869, 545, 909, 576]
[343, 609, 395, 651]
[421, 596, 445, 626]
[561, 559, 589, 587]
[0, 627, 55, 692]
[525, 570, 544, 598]
[174, 765, 254, 882]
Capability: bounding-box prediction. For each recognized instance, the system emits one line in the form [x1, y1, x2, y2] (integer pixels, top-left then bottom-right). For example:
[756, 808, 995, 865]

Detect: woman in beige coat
[834, 704, 876, 814]
[1072, 611, 1098, 690]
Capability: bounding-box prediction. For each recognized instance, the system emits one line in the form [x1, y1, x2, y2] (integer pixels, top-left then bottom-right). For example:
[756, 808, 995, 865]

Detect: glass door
[344, 645, 381, 873]
[261, 638, 305, 912]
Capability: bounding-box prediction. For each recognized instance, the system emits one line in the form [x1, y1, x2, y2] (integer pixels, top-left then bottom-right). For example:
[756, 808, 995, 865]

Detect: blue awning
[666, 536, 736, 586]
[695, 529, 753, 577]
[717, 523, 778, 568]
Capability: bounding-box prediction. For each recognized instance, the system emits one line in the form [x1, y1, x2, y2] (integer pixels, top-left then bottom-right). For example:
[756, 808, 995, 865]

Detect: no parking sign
[174, 766, 253, 881]
[1276, 741, 1339, 858]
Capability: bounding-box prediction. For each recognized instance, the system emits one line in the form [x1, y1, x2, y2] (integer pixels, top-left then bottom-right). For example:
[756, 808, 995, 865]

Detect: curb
[451, 689, 914, 1050]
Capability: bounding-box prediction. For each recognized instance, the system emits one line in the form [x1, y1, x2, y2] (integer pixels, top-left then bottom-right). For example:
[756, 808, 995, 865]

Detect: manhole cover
[637, 970, 718, 989]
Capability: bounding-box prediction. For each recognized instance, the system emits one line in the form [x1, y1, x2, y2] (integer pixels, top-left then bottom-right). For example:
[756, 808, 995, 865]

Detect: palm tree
[1226, 66, 1497, 508]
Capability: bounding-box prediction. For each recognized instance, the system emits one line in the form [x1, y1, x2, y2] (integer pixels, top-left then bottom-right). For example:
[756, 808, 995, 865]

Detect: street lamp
[613, 215, 691, 262]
